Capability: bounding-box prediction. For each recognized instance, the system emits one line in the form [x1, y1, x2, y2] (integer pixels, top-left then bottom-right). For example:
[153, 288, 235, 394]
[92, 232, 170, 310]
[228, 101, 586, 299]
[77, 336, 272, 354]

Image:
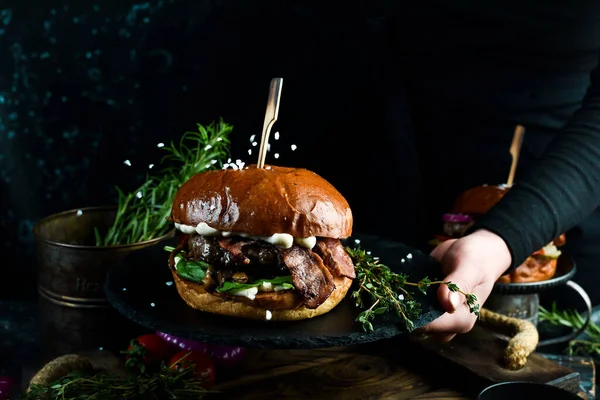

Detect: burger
[165, 164, 356, 321]
[435, 184, 566, 283]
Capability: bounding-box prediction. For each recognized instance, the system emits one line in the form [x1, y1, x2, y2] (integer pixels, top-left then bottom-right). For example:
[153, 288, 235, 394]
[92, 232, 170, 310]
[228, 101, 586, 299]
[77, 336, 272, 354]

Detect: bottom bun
[496, 256, 558, 284]
[170, 270, 353, 321]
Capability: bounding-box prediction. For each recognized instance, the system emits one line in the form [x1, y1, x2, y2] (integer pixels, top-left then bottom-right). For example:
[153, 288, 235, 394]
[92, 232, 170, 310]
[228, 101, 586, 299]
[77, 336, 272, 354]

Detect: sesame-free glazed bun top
[170, 164, 353, 239]
[451, 184, 510, 216]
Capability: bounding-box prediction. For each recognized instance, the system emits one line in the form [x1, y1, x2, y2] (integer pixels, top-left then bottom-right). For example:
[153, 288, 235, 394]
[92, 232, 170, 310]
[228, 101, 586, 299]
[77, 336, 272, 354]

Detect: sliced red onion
[156, 331, 211, 354]
[209, 345, 247, 367]
[156, 331, 247, 367]
[442, 213, 473, 223]
[0, 376, 14, 400]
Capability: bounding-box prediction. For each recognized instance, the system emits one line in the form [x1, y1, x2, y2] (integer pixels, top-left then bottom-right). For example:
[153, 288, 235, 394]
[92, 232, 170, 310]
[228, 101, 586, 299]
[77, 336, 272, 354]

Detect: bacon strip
[281, 246, 336, 309]
[313, 238, 356, 279]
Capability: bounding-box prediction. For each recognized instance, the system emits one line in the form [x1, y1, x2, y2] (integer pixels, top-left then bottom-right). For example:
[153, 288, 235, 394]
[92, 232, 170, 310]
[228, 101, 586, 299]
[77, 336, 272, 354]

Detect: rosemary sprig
[347, 246, 479, 333]
[22, 364, 211, 400]
[539, 302, 600, 356]
[95, 119, 232, 246]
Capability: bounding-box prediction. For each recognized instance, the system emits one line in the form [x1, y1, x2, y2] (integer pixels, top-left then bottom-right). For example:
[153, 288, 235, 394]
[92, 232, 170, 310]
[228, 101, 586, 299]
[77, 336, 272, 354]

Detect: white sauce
[174, 222, 316, 249]
[231, 287, 258, 300]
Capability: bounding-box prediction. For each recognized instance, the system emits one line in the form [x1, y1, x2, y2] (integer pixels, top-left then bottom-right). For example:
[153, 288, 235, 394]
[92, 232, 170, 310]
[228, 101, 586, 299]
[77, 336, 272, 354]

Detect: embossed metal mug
[33, 206, 174, 307]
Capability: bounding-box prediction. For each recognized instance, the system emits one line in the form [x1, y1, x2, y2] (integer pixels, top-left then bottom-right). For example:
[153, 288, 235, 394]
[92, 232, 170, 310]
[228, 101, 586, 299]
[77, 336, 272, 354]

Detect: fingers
[430, 239, 456, 263]
[436, 271, 473, 314]
[418, 301, 479, 337]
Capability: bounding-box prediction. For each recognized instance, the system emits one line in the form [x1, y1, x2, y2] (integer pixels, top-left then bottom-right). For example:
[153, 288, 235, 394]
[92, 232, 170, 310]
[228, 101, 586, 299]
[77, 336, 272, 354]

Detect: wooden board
[28, 324, 592, 399]
[393, 324, 583, 397]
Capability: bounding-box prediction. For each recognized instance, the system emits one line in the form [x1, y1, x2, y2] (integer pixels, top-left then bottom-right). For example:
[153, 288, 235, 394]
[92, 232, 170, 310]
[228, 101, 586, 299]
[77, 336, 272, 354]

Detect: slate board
[104, 233, 445, 349]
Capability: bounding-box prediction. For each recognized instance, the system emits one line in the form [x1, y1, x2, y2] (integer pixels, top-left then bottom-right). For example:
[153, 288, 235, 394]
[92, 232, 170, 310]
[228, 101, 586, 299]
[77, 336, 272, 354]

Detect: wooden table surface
[212, 337, 471, 400]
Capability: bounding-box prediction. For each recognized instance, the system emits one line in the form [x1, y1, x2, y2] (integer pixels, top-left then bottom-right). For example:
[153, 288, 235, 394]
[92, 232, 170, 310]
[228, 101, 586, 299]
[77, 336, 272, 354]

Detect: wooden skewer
[256, 78, 283, 169]
[507, 124, 525, 187]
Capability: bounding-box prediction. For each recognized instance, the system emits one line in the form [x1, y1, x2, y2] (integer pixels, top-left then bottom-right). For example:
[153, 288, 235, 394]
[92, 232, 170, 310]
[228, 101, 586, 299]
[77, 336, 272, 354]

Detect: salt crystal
[398, 294, 405, 301]
[291, 144, 297, 151]
[150, 302, 156, 307]
[157, 142, 164, 148]
[227, 158, 232, 163]
[123, 159, 131, 166]
[122, 288, 127, 291]
[274, 131, 280, 140]
[148, 164, 154, 169]
[267, 144, 271, 151]
[406, 253, 413, 259]
[76, 210, 83, 216]
[401, 259, 405, 263]
[250, 134, 256, 142]
[98, 346, 104, 351]
[166, 281, 173, 286]
[252, 141, 258, 146]
[366, 251, 371, 255]
[354, 239, 361, 244]
[248, 149, 252, 155]
[274, 153, 280, 159]
[265, 165, 272, 170]
[265, 310, 272, 320]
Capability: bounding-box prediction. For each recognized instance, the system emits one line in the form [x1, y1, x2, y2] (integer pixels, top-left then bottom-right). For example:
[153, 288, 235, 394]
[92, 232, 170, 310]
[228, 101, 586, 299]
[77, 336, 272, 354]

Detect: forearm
[473, 62, 600, 269]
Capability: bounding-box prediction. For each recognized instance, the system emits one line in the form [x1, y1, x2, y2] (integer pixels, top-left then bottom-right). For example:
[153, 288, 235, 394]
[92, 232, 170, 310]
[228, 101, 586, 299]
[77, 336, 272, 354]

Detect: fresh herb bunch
[539, 303, 600, 356]
[347, 246, 479, 333]
[95, 119, 232, 246]
[23, 364, 210, 400]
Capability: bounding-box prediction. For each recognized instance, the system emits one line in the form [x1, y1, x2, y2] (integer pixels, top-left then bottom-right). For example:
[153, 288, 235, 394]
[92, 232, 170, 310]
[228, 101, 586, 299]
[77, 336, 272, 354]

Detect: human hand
[419, 229, 512, 342]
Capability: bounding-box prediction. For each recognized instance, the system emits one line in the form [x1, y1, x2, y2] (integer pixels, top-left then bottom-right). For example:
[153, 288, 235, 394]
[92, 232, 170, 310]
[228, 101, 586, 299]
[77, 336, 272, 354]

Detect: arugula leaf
[217, 276, 294, 293]
[175, 257, 209, 283]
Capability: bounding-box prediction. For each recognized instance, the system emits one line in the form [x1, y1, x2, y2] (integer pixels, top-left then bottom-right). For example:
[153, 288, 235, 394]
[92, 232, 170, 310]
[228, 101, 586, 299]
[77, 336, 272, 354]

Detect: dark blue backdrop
[0, 1, 410, 300]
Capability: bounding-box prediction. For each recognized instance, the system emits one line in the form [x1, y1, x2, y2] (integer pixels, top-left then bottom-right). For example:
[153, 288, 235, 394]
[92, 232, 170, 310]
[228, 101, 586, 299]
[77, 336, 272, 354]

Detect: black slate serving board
[105, 233, 445, 349]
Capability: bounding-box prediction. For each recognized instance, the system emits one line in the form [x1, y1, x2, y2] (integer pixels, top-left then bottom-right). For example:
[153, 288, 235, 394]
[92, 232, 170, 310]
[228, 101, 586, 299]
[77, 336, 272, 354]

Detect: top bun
[170, 164, 353, 238]
[451, 184, 510, 215]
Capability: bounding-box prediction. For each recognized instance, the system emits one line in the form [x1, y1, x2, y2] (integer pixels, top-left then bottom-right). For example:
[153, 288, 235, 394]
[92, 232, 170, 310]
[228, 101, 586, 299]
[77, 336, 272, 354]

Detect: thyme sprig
[347, 246, 479, 333]
[23, 364, 211, 400]
[539, 302, 600, 356]
[95, 119, 232, 246]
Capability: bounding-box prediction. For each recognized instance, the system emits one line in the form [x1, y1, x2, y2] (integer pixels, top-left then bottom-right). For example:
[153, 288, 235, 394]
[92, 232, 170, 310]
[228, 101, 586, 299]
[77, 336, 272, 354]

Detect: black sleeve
[472, 60, 600, 270]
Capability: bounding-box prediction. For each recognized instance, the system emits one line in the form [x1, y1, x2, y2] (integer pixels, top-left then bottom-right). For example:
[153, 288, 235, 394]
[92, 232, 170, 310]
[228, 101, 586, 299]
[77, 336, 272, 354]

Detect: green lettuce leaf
[217, 276, 294, 293]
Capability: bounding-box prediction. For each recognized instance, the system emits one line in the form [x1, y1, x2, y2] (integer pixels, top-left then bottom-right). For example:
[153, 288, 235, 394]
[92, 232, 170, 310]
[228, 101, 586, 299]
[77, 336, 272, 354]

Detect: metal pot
[33, 206, 174, 307]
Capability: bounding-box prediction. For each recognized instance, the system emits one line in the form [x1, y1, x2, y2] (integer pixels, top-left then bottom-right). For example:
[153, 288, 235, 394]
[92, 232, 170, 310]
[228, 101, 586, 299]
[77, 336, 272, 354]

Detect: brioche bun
[170, 269, 353, 321]
[170, 164, 353, 239]
[451, 184, 510, 216]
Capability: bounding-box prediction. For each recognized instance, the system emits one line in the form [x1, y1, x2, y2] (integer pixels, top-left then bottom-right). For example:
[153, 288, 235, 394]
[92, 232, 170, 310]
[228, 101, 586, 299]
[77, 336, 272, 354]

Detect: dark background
[0, 1, 411, 300]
